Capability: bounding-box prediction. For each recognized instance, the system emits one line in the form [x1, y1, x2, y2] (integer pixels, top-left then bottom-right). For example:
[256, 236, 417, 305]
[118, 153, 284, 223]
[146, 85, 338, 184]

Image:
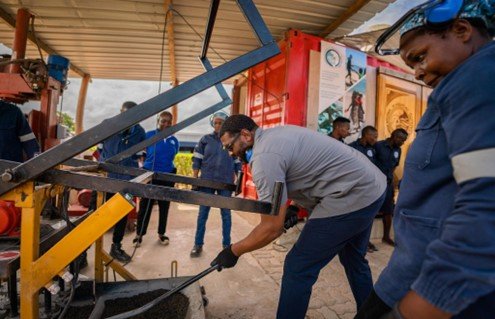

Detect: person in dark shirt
[329, 116, 351, 142]
[98, 101, 146, 262]
[349, 125, 379, 252]
[349, 125, 378, 165]
[374, 128, 408, 246]
[356, 1, 495, 318]
[0, 100, 40, 162]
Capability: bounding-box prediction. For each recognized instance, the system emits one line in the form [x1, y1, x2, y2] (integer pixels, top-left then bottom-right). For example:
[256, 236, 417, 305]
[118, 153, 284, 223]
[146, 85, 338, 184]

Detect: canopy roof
[0, 0, 395, 82]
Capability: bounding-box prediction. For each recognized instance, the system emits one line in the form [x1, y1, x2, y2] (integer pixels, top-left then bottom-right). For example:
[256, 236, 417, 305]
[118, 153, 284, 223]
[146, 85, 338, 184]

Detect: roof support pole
[165, 0, 178, 124]
[75, 74, 90, 135]
[318, 0, 372, 38]
[6, 8, 31, 74]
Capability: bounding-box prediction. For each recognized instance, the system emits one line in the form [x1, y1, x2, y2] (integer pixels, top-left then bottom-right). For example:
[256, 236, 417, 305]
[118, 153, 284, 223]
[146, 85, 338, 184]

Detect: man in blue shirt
[349, 126, 379, 166]
[190, 111, 241, 257]
[349, 125, 379, 253]
[374, 128, 408, 246]
[134, 111, 179, 246]
[356, 1, 495, 318]
[0, 100, 40, 162]
[98, 101, 146, 263]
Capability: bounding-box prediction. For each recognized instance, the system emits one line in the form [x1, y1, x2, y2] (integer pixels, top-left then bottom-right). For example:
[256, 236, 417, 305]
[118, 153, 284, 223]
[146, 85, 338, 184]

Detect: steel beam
[201, 0, 221, 59]
[0, 41, 279, 195]
[0, 0, 279, 200]
[63, 158, 237, 191]
[38, 168, 272, 214]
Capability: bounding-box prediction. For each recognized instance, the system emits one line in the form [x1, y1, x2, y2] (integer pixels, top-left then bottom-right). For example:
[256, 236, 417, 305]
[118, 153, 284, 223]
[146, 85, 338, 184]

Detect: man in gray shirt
[211, 115, 386, 318]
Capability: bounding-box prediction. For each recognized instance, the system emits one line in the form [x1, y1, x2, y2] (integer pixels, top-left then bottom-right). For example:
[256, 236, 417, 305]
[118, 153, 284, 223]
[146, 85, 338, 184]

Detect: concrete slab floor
[82, 202, 393, 319]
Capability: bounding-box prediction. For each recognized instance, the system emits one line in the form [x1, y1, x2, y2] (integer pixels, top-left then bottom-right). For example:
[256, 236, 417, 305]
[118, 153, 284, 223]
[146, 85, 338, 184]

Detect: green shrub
[174, 153, 193, 189]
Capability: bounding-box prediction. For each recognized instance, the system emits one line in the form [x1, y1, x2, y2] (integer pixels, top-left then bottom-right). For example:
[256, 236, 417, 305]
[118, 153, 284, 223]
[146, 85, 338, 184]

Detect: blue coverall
[374, 41, 495, 317]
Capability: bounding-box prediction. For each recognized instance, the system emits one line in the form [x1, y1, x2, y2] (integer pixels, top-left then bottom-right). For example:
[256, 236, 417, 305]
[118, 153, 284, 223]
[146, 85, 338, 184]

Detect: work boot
[190, 245, 203, 258]
[158, 234, 169, 245]
[110, 243, 131, 263]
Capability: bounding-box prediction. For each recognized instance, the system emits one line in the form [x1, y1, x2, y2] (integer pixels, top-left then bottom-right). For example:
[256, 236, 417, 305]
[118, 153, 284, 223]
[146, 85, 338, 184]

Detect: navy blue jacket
[143, 130, 179, 173]
[98, 125, 146, 180]
[0, 101, 40, 162]
[192, 132, 241, 184]
[348, 139, 377, 165]
[375, 41, 495, 315]
[375, 139, 401, 182]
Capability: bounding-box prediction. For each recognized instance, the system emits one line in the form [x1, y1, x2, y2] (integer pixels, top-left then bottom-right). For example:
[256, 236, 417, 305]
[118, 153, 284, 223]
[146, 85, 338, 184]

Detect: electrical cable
[30, 15, 47, 69]
[124, 7, 174, 263]
[56, 188, 81, 319]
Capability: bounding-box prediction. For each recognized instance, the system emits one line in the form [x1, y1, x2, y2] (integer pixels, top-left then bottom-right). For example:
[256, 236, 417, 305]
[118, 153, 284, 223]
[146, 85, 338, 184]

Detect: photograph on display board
[345, 49, 367, 90]
[318, 98, 343, 135]
[344, 79, 366, 137]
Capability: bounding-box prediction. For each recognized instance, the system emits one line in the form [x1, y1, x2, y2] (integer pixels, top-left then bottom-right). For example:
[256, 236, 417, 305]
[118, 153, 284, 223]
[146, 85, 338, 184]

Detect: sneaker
[190, 245, 203, 258]
[368, 242, 378, 252]
[158, 234, 169, 245]
[132, 236, 143, 247]
[223, 245, 230, 250]
[110, 244, 131, 263]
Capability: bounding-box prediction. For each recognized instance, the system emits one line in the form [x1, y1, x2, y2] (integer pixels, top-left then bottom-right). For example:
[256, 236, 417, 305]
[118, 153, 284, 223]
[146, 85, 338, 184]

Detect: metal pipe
[7, 8, 32, 74]
[201, 0, 221, 59]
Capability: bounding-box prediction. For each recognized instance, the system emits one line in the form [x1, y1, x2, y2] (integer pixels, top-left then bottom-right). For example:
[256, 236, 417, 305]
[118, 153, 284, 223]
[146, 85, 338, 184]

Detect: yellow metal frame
[2, 184, 135, 319]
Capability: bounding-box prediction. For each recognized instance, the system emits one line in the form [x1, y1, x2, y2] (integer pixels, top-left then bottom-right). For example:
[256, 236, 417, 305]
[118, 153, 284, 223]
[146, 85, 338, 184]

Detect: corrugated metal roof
[0, 0, 395, 82]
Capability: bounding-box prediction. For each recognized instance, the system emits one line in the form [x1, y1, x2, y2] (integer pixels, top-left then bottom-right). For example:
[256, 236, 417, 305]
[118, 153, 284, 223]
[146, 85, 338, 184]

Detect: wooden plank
[306, 50, 320, 131]
[318, 0, 372, 38]
[75, 74, 91, 134]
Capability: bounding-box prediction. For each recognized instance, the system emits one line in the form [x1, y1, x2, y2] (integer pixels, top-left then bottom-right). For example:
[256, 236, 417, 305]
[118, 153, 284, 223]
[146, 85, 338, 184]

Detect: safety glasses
[223, 133, 240, 152]
[375, 0, 446, 55]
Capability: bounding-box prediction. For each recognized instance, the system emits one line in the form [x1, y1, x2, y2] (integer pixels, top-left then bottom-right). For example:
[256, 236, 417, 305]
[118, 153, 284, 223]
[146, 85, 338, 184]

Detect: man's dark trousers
[136, 178, 175, 237]
[277, 193, 385, 319]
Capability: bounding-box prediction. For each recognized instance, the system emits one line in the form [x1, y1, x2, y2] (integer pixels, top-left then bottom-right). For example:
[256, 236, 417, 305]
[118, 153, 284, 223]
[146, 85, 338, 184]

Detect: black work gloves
[284, 205, 299, 230]
[211, 245, 239, 271]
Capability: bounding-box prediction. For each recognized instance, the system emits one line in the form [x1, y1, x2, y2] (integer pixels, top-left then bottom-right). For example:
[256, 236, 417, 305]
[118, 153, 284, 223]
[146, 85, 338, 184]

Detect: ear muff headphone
[425, 0, 464, 26]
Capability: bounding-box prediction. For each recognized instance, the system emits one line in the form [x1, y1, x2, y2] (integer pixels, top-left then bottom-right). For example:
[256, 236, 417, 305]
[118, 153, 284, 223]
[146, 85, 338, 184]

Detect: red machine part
[0, 200, 21, 236]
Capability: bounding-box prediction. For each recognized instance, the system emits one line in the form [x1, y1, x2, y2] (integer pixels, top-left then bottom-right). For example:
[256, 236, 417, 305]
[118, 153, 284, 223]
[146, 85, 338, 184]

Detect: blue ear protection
[425, 0, 464, 25]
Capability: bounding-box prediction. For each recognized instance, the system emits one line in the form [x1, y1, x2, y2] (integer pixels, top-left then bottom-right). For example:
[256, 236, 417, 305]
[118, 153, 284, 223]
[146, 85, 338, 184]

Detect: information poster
[318, 41, 368, 140]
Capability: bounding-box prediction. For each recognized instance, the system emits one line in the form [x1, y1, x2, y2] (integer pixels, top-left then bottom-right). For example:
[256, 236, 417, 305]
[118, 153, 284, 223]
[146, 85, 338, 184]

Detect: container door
[376, 74, 422, 182]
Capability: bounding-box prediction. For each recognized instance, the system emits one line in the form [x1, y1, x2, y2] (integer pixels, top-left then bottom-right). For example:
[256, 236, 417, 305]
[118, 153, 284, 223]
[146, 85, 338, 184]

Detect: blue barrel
[47, 55, 70, 86]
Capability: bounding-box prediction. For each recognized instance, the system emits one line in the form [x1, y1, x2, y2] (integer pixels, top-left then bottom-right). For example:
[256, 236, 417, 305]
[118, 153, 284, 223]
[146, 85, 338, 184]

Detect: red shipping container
[241, 30, 404, 207]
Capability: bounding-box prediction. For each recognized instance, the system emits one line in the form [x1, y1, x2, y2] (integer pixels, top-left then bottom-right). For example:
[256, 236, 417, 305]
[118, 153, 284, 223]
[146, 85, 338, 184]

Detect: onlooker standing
[0, 100, 40, 161]
[190, 111, 241, 257]
[329, 116, 351, 142]
[134, 111, 179, 246]
[348, 126, 378, 165]
[98, 101, 146, 262]
[349, 125, 379, 252]
[374, 128, 408, 246]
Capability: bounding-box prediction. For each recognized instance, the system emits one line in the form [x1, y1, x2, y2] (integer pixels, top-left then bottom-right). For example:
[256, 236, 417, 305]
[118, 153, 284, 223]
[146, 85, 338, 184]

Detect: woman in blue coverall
[190, 111, 241, 257]
[355, 1, 495, 318]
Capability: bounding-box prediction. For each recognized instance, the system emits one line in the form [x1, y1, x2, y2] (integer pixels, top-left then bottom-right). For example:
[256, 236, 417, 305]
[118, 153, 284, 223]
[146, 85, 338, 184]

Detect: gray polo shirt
[250, 126, 386, 218]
